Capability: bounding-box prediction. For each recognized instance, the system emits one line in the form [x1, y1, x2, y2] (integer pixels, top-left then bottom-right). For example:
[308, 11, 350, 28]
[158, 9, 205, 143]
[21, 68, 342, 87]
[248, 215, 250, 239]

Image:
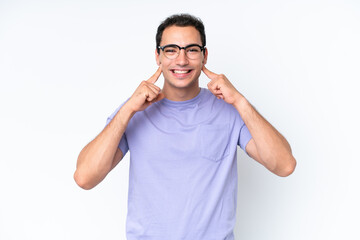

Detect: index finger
[147, 67, 162, 84]
[202, 65, 218, 80]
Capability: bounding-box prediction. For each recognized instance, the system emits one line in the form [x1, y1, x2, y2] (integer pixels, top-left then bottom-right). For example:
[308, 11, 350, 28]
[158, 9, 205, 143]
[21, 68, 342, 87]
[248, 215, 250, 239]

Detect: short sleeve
[105, 103, 129, 157]
[238, 122, 252, 154]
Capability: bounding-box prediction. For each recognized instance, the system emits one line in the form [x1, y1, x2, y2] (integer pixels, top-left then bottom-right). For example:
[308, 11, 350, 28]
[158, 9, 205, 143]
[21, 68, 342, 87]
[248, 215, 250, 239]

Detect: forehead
[160, 26, 202, 46]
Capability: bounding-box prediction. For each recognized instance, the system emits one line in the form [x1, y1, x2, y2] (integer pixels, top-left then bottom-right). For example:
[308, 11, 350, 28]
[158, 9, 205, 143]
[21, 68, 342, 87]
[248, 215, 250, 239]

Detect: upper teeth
[174, 70, 189, 74]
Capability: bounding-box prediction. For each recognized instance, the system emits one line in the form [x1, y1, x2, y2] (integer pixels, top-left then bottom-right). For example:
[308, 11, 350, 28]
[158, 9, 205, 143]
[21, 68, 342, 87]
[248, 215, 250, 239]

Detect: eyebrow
[161, 43, 203, 47]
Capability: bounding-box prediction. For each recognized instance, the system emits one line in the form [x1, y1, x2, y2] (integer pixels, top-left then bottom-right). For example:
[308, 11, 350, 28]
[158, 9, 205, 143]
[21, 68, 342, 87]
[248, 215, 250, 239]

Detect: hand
[126, 67, 165, 113]
[202, 66, 243, 105]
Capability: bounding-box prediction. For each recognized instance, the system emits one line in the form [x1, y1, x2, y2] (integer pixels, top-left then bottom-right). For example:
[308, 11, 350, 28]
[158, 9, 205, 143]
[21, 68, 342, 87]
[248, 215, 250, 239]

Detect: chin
[167, 77, 199, 89]
[167, 79, 197, 89]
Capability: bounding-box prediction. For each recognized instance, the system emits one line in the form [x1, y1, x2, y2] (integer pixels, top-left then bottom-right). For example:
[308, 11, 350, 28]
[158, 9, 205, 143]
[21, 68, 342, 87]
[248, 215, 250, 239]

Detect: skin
[74, 25, 296, 190]
[202, 66, 296, 176]
[155, 26, 208, 101]
[73, 69, 164, 189]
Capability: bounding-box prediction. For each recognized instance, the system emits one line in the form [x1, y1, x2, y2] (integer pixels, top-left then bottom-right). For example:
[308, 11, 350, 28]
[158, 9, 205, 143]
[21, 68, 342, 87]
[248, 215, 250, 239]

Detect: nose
[175, 49, 189, 66]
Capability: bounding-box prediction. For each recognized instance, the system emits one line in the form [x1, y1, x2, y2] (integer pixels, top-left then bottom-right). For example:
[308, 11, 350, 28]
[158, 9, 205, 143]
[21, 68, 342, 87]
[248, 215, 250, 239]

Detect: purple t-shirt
[106, 88, 252, 240]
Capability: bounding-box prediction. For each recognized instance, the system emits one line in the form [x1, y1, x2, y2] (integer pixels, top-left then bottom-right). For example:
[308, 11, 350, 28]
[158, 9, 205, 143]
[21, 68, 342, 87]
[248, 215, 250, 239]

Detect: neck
[162, 80, 201, 101]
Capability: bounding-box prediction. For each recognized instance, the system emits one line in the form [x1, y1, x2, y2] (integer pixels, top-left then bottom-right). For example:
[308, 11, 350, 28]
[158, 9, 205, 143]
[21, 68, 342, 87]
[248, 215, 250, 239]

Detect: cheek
[159, 57, 171, 67]
[193, 61, 203, 70]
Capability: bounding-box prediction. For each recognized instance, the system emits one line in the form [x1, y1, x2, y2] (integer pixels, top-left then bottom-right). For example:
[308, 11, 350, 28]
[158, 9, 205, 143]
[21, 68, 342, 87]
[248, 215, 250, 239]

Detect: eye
[164, 47, 178, 54]
[187, 47, 200, 52]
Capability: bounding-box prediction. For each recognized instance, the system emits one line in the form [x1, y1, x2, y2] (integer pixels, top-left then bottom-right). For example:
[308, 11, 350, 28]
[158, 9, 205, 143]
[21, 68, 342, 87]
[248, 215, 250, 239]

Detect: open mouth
[171, 69, 192, 74]
[170, 69, 193, 79]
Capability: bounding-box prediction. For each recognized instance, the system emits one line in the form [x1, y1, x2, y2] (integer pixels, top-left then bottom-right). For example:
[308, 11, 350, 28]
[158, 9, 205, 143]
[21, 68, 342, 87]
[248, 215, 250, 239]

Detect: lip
[170, 68, 193, 79]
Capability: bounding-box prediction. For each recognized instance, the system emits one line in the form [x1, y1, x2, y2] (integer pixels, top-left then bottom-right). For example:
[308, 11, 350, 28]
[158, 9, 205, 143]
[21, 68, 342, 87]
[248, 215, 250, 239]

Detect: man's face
[156, 26, 208, 89]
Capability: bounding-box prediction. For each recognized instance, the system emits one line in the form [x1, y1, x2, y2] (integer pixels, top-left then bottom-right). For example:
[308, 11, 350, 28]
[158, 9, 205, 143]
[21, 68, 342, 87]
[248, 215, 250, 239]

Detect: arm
[234, 97, 296, 177]
[74, 68, 164, 190]
[203, 66, 296, 177]
[74, 103, 134, 190]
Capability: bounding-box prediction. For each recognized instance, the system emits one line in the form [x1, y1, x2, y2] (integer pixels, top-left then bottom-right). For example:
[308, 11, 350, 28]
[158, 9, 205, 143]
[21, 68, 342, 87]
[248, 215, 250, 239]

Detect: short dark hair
[156, 14, 206, 54]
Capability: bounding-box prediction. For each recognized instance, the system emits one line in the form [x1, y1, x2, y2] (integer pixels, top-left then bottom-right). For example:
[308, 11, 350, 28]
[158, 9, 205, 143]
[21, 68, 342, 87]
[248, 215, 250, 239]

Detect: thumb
[151, 92, 165, 103]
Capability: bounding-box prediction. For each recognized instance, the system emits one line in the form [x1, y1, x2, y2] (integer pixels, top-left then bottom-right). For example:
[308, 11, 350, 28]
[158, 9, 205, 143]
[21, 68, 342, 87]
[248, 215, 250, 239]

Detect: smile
[171, 69, 192, 74]
[170, 69, 193, 78]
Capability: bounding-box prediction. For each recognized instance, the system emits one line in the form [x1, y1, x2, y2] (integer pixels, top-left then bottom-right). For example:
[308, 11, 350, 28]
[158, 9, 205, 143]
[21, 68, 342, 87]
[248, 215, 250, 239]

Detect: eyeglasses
[158, 44, 206, 60]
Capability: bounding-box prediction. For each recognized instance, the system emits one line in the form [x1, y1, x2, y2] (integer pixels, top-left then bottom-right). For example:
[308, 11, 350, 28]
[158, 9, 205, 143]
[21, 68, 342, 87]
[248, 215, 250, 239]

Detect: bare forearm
[233, 94, 296, 175]
[74, 103, 135, 189]
[74, 68, 164, 189]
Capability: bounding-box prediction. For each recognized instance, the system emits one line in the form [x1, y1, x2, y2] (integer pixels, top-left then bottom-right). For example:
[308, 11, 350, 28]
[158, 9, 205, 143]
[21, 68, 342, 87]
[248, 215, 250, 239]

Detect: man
[74, 14, 296, 240]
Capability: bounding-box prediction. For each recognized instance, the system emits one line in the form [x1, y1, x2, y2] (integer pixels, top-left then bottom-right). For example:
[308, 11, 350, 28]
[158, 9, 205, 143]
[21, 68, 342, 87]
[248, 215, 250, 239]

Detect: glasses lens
[163, 46, 179, 59]
[185, 46, 202, 59]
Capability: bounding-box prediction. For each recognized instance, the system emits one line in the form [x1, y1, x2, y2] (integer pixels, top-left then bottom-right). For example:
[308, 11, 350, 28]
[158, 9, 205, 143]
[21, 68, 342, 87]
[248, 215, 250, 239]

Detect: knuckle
[148, 91, 156, 98]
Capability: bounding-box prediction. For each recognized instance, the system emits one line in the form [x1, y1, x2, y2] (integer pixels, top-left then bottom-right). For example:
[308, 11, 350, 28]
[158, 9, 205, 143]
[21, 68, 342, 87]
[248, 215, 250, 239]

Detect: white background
[1, 0, 359, 239]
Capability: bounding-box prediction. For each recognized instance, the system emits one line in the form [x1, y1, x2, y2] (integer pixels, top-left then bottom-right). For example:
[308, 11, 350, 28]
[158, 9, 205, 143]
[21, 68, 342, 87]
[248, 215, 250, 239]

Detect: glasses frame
[157, 44, 206, 60]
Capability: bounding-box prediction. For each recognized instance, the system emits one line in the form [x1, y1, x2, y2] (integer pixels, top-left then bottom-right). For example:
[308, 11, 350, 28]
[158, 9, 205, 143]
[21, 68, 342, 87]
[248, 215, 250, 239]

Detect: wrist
[117, 102, 136, 124]
[122, 100, 137, 116]
[233, 92, 248, 108]
[233, 94, 253, 117]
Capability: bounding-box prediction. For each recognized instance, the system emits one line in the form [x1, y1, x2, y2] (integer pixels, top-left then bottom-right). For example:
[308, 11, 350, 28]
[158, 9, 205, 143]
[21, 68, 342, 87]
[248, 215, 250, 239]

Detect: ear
[202, 47, 208, 65]
[155, 48, 161, 66]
